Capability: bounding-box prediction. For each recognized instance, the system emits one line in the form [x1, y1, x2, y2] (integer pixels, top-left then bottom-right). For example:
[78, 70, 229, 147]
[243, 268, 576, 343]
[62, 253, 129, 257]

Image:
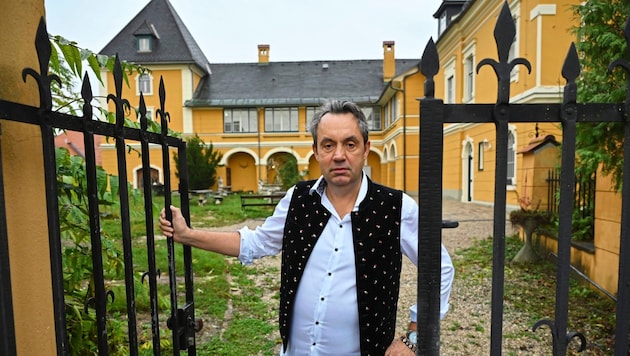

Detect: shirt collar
[309, 171, 368, 210]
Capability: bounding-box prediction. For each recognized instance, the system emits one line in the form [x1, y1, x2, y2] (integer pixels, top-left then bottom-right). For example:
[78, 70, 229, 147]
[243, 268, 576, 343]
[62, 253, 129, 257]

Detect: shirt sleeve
[237, 187, 294, 265]
[400, 194, 455, 321]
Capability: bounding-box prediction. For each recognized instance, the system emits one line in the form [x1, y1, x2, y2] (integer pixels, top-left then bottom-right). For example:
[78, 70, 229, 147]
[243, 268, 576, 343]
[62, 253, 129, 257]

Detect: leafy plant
[571, 1, 630, 191]
[174, 134, 223, 190]
[49, 34, 146, 88]
[277, 153, 300, 190]
[56, 147, 131, 354]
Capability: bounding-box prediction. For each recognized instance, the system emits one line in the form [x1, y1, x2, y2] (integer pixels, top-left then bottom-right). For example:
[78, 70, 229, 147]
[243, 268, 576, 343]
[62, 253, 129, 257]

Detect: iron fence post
[417, 38, 445, 356]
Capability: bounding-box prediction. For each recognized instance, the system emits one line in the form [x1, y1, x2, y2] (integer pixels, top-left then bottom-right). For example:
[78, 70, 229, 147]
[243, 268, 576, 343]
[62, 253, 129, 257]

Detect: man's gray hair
[308, 100, 369, 145]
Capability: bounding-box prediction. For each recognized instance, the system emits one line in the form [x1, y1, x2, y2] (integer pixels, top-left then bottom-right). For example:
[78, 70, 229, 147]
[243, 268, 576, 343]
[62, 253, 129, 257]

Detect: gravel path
[395, 200, 551, 355]
[206, 200, 564, 354]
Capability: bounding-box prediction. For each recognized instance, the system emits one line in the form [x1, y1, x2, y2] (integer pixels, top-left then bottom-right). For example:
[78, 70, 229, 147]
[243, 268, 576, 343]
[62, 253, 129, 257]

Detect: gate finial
[420, 38, 439, 98]
[476, 1, 531, 105]
[139, 93, 148, 134]
[561, 43, 581, 107]
[21, 17, 60, 115]
[81, 73, 94, 127]
[107, 55, 131, 134]
[157, 77, 170, 138]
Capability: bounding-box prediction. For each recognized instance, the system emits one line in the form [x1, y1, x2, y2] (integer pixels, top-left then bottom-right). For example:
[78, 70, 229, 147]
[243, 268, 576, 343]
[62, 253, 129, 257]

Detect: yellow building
[435, 0, 575, 207]
[97, 0, 426, 196]
[98, 0, 629, 297]
[433, 0, 628, 297]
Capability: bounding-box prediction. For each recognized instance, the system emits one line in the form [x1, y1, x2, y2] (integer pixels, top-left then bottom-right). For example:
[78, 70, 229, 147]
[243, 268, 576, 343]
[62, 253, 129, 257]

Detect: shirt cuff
[237, 226, 254, 265]
[409, 303, 450, 322]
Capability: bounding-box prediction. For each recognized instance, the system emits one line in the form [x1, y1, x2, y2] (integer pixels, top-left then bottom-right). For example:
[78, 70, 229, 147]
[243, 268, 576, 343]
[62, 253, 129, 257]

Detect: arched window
[137, 73, 153, 95]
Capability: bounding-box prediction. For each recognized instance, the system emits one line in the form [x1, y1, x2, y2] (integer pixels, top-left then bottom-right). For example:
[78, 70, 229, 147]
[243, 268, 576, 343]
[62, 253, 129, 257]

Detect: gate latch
[167, 302, 203, 350]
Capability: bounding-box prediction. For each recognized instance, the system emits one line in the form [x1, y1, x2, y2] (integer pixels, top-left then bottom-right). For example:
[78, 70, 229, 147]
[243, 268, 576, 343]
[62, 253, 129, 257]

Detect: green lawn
[87, 192, 616, 354]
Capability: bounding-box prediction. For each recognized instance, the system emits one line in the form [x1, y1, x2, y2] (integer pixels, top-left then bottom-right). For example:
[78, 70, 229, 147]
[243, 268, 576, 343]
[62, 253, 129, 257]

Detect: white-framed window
[264, 107, 298, 132]
[463, 41, 476, 103]
[507, 130, 516, 186]
[224, 108, 258, 133]
[145, 107, 154, 121]
[137, 36, 152, 53]
[137, 73, 153, 95]
[439, 12, 448, 36]
[444, 58, 456, 103]
[391, 96, 398, 123]
[362, 105, 381, 131]
[478, 141, 484, 171]
[306, 107, 317, 132]
[508, 1, 521, 82]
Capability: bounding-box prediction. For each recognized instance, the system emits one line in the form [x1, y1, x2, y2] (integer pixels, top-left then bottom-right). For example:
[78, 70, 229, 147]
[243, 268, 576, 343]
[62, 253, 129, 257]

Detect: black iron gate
[0, 19, 199, 355]
[417, 3, 630, 355]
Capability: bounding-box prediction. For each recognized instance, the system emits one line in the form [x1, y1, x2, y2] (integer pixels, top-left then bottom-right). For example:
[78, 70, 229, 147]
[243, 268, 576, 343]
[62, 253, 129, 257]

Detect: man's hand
[384, 338, 415, 356]
[159, 205, 190, 243]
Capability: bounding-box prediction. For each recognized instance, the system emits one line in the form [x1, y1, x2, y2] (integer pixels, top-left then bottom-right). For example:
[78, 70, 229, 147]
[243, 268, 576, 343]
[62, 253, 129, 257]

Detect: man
[160, 99, 454, 355]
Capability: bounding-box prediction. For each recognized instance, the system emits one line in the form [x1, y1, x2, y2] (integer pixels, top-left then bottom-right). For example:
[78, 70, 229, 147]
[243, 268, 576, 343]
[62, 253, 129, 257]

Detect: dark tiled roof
[100, 0, 210, 74]
[188, 59, 419, 107]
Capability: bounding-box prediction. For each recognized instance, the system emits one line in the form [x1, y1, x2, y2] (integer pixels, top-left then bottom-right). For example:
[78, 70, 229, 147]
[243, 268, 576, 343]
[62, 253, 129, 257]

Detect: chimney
[383, 41, 395, 82]
[258, 44, 270, 65]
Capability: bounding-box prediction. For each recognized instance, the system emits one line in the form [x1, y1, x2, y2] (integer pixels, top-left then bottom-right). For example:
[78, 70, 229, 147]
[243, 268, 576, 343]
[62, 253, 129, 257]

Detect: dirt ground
[202, 200, 569, 355]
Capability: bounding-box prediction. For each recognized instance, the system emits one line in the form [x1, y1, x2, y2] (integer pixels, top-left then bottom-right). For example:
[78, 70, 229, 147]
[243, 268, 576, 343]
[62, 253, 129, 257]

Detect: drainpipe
[257, 107, 262, 188]
[389, 79, 407, 191]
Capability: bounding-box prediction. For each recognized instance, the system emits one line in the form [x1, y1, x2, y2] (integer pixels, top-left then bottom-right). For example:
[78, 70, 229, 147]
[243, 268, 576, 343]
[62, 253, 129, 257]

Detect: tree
[278, 154, 300, 190]
[175, 134, 223, 190]
[572, 1, 630, 190]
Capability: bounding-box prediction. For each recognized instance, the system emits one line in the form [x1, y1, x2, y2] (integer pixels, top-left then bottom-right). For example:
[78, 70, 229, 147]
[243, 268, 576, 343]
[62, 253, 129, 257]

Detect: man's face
[313, 112, 370, 189]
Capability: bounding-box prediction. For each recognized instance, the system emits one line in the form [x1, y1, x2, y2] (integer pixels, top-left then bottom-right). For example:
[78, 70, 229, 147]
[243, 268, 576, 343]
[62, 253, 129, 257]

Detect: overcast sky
[44, 0, 443, 63]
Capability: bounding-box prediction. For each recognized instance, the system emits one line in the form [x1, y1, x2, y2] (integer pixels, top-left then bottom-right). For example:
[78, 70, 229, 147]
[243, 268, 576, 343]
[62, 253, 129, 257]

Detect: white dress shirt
[238, 174, 454, 355]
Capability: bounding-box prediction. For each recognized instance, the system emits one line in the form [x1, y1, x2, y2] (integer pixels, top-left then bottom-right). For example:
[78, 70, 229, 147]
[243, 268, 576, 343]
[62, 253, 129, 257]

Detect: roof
[433, 0, 470, 18]
[517, 135, 560, 154]
[100, 0, 210, 74]
[187, 59, 419, 107]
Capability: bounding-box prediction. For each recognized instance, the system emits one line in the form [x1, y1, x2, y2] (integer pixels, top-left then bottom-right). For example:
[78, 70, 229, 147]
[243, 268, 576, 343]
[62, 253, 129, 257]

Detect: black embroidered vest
[279, 179, 403, 355]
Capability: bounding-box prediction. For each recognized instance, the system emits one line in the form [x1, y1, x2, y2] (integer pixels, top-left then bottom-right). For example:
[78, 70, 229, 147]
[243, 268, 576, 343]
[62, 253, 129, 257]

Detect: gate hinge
[167, 302, 203, 350]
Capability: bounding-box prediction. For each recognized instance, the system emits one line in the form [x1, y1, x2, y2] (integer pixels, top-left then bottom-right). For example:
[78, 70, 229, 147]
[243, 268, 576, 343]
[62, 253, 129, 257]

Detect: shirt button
[328, 272, 332, 276]
[315, 321, 320, 325]
[339, 224, 342, 228]
[320, 297, 325, 301]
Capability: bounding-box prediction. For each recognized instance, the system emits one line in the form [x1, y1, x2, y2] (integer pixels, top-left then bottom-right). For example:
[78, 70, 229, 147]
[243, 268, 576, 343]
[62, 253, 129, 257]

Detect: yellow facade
[436, 0, 573, 207]
[96, 54, 428, 196]
[1, 1, 56, 353]
[93, 0, 624, 298]
[433, 0, 626, 297]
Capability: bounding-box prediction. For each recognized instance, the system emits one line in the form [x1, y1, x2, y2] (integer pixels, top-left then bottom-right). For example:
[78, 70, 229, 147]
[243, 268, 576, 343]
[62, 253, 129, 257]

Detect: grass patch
[454, 234, 616, 354]
[95, 193, 617, 354]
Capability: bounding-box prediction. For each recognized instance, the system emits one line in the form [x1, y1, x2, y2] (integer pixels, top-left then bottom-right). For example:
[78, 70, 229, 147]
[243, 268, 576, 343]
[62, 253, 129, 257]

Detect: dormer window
[137, 36, 152, 53]
[439, 13, 447, 35]
[434, 1, 468, 38]
[133, 21, 160, 53]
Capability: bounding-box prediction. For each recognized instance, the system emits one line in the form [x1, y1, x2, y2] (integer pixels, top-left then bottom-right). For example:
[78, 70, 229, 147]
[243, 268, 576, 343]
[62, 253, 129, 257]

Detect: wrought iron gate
[0, 19, 199, 355]
[417, 3, 630, 355]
